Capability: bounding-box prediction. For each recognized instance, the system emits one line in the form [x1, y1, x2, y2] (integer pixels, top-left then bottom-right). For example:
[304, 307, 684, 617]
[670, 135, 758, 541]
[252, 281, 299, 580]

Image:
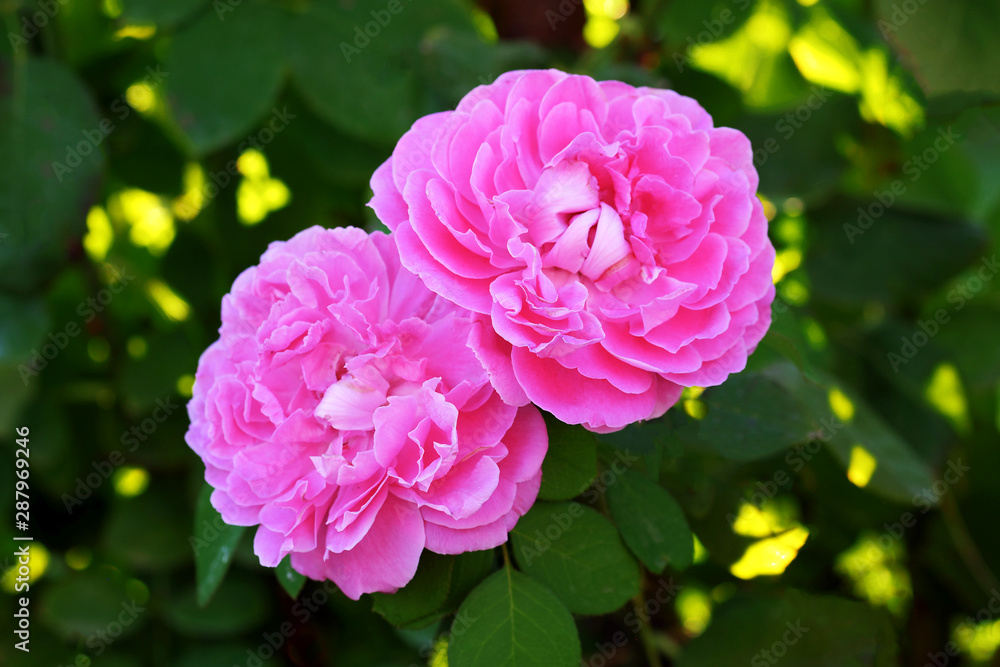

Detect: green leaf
[0, 57, 105, 291]
[807, 204, 987, 306]
[164, 1, 288, 155]
[104, 487, 193, 572]
[120, 0, 208, 27]
[875, 0, 1000, 99]
[510, 501, 640, 614]
[166, 573, 270, 638]
[606, 470, 693, 573]
[163, 0, 477, 153]
[443, 548, 496, 611]
[677, 590, 898, 666]
[0, 294, 49, 363]
[373, 549, 495, 629]
[448, 567, 580, 667]
[765, 363, 936, 505]
[372, 552, 453, 629]
[695, 372, 817, 461]
[539, 417, 598, 501]
[286, 0, 473, 145]
[193, 483, 246, 607]
[276, 555, 307, 599]
[40, 572, 146, 640]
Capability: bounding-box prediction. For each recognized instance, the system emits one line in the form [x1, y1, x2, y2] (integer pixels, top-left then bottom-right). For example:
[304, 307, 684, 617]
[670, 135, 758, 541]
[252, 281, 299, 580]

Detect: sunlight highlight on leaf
[788, 8, 862, 93]
[84, 206, 114, 263]
[2, 543, 49, 593]
[857, 49, 924, 137]
[731, 498, 799, 538]
[847, 444, 877, 488]
[954, 618, 1000, 662]
[109, 189, 176, 255]
[925, 363, 971, 434]
[730, 526, 809, 579]
[146, 279, 191, 322]
[583, 0, 624, 49]
[430, 636, 449, 667]
[125, 82, 157, 114]
[835, 533, 911, 616]
[828, 387, 855, 422]
[693, 534, 709, 564]
[114, 24, 157, 41]
[177, 374, 196, 398]
[173, 163, 208, 221]
[690, 0, 793, 107]
[772, 247, 802, 283]
[675, 587, 712, 636]
[236, 150, 291, 226]
[113, 467, 150, 498]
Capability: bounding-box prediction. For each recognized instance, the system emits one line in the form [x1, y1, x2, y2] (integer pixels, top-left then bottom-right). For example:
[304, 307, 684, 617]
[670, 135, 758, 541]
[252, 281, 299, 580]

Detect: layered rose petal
[185, 226, 547, 599]
[371, 69, 775, 431]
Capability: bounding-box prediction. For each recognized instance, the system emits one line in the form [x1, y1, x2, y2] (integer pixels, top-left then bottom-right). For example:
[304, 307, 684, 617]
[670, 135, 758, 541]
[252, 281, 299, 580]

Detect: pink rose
[185, 226, 546, 599]
[370, 69, 775, 432]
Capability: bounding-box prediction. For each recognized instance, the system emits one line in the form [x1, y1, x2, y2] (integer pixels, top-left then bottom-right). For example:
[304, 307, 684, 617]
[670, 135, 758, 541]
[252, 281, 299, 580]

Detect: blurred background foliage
[1, 0, 999, 665]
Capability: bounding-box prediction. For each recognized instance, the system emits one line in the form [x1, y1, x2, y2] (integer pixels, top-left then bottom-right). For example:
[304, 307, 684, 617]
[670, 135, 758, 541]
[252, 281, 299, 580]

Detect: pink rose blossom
[370, 69, 775, 432]
[185, 226, 546, 599]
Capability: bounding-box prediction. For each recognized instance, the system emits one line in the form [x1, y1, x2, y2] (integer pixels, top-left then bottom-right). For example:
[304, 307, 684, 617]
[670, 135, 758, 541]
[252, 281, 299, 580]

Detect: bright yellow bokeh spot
[731, 498, 799, 538]
[603, 0, 629, 20]
[675, 587, 712, 636]
[583, 0, 625, 48]
[146, 279, 191, 322]
[683, 399, 708, 420]
[847, 444, 878, 488]
[682, 386, 705, 400]
[125, 82, 156, 114]
[108, 188, 176, 256]
[759, 194, 778, 222]
[772, 247, 802, 284]
[84, 207, 114, 263]
[926, 363, 971, 434]
[786, 6, 923, 136]
[236, 150, 291, 226]
[858, 49, 924, 137]
[65, 546, 93, 571]
[173, 163, 208, 221]
[836, 533, 911, 616]
[177, 374, 196, 398]
[690, 0, 792, 107]
[584, 16, 619, 48]
[788, 8, 863, 93]
[2, 543, 50, 593]
[113, 466, 150, 498]
[827, 387, 855, 422]
[730, 526, 809, 579]
[693, 534, 709, 564]
[429, 636, 449, 667]
[955, 618, 1000, 662]
[114, 24, 156, 41]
